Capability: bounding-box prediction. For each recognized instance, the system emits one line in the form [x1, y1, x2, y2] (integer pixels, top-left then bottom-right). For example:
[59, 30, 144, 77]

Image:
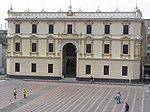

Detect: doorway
[62, 43, 76, 78]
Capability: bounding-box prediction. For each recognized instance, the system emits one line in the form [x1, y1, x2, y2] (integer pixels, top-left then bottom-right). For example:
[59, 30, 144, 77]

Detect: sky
[0, 0, 150, 30]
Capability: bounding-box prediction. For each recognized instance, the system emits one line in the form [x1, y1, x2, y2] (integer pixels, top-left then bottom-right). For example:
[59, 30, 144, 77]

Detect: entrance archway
[62, 43, 76, 78]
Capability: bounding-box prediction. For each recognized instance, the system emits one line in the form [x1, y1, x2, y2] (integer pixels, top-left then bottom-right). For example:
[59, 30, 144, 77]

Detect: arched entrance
[62, 43, 76, 78]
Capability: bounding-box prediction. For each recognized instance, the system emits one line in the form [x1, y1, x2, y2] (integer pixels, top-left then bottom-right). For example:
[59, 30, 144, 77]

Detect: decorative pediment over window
[84, 35, 93, 40]
[29, 34, 38, 39]
[121, 36, 130, 40]
[102, 35, 112, 40]
[12, 34, 21, 39]
[46, 35, 55, 40]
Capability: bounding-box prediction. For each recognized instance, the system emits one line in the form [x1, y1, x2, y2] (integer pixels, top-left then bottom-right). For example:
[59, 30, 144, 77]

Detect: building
[142, 19, 150, 81]
[0, 30, 7, 74]
[6, 5, 143, 82]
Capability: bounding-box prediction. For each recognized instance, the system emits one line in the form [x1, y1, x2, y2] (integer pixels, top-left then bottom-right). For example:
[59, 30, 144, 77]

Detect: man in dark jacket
[125, 102, 129, 112]
[90, 76, 94, 83]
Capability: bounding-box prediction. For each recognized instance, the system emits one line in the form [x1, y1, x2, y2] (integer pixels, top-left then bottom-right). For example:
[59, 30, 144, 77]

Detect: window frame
[104, 44, 110, 54]
[15, 63, 20, 72]
[123, 25, 129, 35]
[48, 43, 53, 52]
[86, 44, 91, 53]
[67, 24, 72, 34]
[32, 24, 37, 33]
[105, 25, 110, 34]
[104, 65, 109, 75]
[123, 44, 128, 54]
[86, 25, 92, 34]
[48, 64, 53, 73]
[15, 42, 20, 52]
[122, 66, 128, 76]
[49, 24, 54, 34]
[31, 63, 36, 72]
[86, 65, 91, 74]
[32, 43, 37, 52]
[15, 24, 20, 33]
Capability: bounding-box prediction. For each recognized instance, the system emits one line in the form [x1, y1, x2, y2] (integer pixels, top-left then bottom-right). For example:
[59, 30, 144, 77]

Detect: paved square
[0, 79, 149, 112]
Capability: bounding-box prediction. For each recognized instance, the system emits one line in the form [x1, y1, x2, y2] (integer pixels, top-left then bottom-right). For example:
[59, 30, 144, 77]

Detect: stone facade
[6, 7, 143, 81]
[0, 30, 7, 74]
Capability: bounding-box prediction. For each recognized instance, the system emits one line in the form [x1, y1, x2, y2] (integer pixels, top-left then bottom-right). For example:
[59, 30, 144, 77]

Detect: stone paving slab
[0, 79, 149, 112]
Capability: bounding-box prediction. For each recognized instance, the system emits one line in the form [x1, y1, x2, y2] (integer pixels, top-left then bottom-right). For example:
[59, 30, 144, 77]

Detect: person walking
[90, 76, 94, 83]
[23, 88, 27, 98]
[115, 92, 121, 104]
[125, 102, 129, 112]
[13, 88, 17, 99]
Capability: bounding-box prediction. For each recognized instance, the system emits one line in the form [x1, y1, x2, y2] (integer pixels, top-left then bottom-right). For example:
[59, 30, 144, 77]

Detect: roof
[6, 9, 142, 21]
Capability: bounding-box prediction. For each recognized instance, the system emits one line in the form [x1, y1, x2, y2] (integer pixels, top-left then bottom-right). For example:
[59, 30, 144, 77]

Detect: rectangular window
[31, 63, 36, 72]
[104, 66, 109, 75]
[123, 45, 128, 54]
[32, 24, 37, 33]
[105, 25, 110, 34]
[67, 24, 72, 34]
[86, 25, 92, 34]
[86, 44, 91, 53]
[123, 25, 129, 35]
[32, 43, 36, 52]
[122, 66, 128, 76]
[15, 43, 20, 52]
[86, 65, 91, 74]
[104, 44, 109, 54]
[48, 64, 53, 73]
[48, 43, 53, 52]
[49, 24, 54, 34]
[15, 63, 20, 72]
[15, 24, 20, 33]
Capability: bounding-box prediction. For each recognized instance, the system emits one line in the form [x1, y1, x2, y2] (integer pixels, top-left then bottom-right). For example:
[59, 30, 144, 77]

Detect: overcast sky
[0, 0, 150, 29]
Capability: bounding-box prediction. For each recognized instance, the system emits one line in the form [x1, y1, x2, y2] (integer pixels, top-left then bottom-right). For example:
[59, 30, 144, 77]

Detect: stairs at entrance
[60, 78, 78, 83]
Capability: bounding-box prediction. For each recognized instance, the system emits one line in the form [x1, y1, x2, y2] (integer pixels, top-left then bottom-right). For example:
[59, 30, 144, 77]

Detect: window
[31, 63, 36, 72]
[105, 25, 110, 34]
[123, 45, 128, 54]
[32, 24, 37, 33]
[15, 63, 20, 72]
[15, 24, 20, 33]
[49, 24, 53, 34]
[86, 44, 91, 53]
[123, 25, 129, 34]
[122, 66, 128, 76]
[67, 24, 72, 34]
[86, 65, 91, 74]
[48, 64, 53, 73]
[86, 25, 92, 34]
[104, 44, 109, 54]
[15, 43, 20, 52]
[32, 43, 36, 52]
[48, 43, 53, 52]
[104, 66, 109, 75]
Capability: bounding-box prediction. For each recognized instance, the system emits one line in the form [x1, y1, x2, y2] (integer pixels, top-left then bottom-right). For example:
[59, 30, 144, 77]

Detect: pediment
[12, 34, 21, 39]
[121, 36, 130, 40]
[29, 34, 38, 39]
[102, 35, 112, 40]
[84, 35, 93, 40]
[46, 34, 55, 39]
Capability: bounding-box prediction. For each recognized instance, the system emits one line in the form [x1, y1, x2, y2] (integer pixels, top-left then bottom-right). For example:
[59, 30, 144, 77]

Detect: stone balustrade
[7, 11, 141, 19]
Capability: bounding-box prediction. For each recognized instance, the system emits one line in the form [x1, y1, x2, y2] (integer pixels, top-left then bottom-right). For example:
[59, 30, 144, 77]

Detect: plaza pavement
[0, 77, 150, 112]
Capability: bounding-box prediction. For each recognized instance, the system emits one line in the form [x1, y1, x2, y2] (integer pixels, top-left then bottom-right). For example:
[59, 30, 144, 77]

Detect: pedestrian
[115, 92, 121, 104]
[23, 88, 27, 98]
[90, 76, 94, 83]
[125, 102, 129, 112]
[13, 88, 17, 99]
